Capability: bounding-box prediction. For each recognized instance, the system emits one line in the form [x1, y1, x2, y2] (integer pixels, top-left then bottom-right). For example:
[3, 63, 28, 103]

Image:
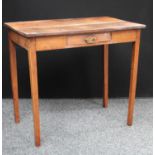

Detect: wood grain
[127, 30, 141, 126]
[4, 16, 146, 37]
[8, 32, 20, 123]
[27, 39, 40, 146]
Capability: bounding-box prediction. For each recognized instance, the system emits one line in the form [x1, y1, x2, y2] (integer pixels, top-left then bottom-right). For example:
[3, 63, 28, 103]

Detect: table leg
[27, 39, 40, 146]
[127, 30, 141, 126]
[103, 44, 109, 108]
[8, 36, 20, 123]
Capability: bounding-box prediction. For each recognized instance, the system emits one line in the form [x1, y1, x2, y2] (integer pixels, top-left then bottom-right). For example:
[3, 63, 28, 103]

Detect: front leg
[8, 32, 20, 123]
[27, 39, 41, 146]
[127, 30, 141, 126]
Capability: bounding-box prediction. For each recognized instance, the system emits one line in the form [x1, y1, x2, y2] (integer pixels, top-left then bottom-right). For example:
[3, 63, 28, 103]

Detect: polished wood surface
[5, 16, 145, 37]
[5, 16, 145, 147]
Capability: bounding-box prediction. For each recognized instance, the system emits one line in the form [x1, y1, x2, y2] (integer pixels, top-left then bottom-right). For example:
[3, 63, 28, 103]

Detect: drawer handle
[84, 37, 96, 44]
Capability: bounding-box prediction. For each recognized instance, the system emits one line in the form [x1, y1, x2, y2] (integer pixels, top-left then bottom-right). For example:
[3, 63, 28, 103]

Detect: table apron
[9, 29, 138, 52]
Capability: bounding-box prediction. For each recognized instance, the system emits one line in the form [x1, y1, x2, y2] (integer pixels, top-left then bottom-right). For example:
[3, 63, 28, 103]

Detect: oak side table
[5, 16, 146, 146]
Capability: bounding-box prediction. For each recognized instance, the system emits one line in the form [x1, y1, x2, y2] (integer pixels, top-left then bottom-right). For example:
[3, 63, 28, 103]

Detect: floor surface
[2, 98, 153, 155]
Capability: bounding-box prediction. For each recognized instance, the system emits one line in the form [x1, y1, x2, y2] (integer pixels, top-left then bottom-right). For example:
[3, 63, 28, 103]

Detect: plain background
[2, 0, 153, 98]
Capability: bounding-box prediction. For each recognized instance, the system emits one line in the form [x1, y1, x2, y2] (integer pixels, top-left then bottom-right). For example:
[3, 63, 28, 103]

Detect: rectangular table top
[5, 16, 146, 37]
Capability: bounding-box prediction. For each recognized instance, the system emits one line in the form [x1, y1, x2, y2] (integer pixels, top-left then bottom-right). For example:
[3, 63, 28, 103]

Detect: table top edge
[4, 16, 146, 38]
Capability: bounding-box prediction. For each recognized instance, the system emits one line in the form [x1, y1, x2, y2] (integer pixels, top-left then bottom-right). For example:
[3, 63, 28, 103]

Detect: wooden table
[5, 16, 146, 146]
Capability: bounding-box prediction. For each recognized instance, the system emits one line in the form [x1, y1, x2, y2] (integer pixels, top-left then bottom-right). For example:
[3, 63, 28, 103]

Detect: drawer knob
[84, 37, 96, 44]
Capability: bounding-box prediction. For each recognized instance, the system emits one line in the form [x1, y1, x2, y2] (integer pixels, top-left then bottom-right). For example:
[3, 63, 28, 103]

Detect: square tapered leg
[8, 34, 20, 123]
[27, 39, 41, 146]
[127, 30, 141, 125]
[103, 44, 109, 108]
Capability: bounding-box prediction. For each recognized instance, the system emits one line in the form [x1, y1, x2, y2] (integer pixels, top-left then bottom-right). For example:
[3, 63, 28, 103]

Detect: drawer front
[67, 33, 111, 47]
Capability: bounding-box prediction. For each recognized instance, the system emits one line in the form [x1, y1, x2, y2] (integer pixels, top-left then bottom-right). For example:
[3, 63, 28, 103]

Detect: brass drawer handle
[84, 37, 96, 44]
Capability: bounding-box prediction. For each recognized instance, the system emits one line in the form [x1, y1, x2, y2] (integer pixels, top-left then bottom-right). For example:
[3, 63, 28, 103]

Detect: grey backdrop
[2, 0, 153, 98]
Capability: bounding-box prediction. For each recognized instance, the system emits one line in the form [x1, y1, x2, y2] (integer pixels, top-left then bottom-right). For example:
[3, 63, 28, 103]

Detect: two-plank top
[5, 16, 146, 37]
